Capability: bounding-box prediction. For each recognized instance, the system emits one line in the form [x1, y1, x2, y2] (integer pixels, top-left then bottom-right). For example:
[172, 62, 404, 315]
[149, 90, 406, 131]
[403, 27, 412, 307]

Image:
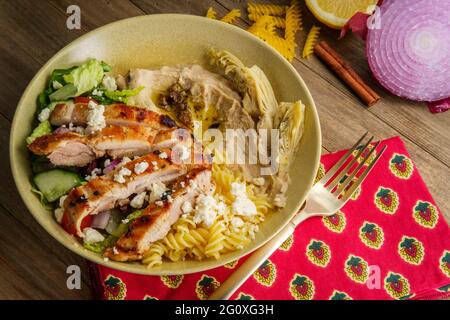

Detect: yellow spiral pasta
[206, 7, 217, 19]
[205, 221, 226, 259]
[221, 9, 241, 24]
[142, 164, 273, 268]
[285, 0, 302, 43]
[248, 13, 286, 28]
[247, 3, 286, 16]
[302, 25, 321, 59]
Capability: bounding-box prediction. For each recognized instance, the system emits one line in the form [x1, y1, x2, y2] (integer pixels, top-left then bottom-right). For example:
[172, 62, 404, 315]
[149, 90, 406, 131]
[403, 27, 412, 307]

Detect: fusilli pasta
[206, 7, 217, 19]
[142, 164, 272, 268]
[247, 3, 286, 16]
[302, 25, 321, 59]
[221, 9, 241, 24]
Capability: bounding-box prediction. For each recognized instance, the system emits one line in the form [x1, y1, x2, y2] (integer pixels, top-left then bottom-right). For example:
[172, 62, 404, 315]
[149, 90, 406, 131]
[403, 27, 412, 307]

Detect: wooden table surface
[0, 0, 449, 299]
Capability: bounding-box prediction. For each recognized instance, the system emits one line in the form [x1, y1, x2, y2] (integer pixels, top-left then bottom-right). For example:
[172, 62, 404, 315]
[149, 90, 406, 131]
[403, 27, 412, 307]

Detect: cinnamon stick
[314, 41, 380, 107]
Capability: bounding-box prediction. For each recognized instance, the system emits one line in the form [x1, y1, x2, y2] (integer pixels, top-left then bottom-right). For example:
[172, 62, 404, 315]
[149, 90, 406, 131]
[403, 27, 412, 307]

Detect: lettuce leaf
[26, 120, 52, 144]
[83, 234, 118, 254]
[48, 59, 104, 102]
[31, 187, 53, 210]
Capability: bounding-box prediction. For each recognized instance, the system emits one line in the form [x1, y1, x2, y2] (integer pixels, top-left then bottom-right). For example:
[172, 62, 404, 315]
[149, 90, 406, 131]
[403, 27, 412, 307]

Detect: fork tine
[335, 141, 380, 195]
[325, 135, 374, 191]
[319, 132, 368, 185]
[340, 145, 387, 203]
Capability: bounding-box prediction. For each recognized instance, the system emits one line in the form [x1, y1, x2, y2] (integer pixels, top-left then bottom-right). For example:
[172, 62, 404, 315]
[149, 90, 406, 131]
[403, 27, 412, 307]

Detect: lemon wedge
[305, 0, 378, 29]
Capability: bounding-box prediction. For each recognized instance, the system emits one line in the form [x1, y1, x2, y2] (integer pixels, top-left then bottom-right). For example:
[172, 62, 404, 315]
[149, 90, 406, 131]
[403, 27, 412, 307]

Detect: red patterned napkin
[89, 137, 450, 300]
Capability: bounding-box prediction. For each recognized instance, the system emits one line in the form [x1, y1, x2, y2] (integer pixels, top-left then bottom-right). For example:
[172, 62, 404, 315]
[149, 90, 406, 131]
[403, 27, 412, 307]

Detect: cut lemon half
[305, 0, 378, 29]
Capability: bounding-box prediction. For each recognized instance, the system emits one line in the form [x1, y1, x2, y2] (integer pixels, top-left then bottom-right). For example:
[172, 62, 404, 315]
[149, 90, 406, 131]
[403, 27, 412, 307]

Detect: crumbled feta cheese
[85, 168, 102, 181]
[103, 257, 109, 262]
[86, 101, 106, 133]
[119, 157, 131, 166]
[273, 193, 287, 208]
[231, 182, 246, 197]
[104, 159, 111, 167]
[230, 182, 257, 216]
[134, 161, 149, 174]
[193, 195, 226, 227]
[148, 181, 167, 202]
[83, 227, 105, 244]
[112, 246, 119, 255]
[68, 122, 85, 135]
[38, 108, 51, 122]
[114, 167, 132, 183]
[248, 224, 259, 239]
[231, 217, 244, 229]
[102, 76, 117, 91]
[52, 80, 63, 89]
[92, 88, 103, 96]
[59, 195, 68, 208]
[54, 208, 64, 224]
[180, 181, 186, 188]
[232, 196, 257, 216]
[130, 192, 146, 209]
[252, 177, 265, 186]
[181, 201, 193, 214]
[159, 152, 168, 159]
[121, 219, 129, 224]
[155, 200, 164, 207]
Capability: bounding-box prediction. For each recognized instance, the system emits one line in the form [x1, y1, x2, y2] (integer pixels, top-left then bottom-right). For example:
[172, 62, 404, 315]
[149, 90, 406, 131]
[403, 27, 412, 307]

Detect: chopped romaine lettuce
[49, 59, 104, 101]
[26, 120, 52, 144]
[31, 186, 53, 210]
[83, 234, 118, 254]
[37, 67, 77, 110]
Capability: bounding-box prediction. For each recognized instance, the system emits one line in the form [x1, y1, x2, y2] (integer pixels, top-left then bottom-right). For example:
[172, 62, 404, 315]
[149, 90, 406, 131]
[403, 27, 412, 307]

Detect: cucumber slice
[33, 169, 82, 202]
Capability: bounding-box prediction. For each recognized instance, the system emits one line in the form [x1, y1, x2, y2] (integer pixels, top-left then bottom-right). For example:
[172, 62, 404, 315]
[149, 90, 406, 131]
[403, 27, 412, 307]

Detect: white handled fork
[209, 133, 387, 300]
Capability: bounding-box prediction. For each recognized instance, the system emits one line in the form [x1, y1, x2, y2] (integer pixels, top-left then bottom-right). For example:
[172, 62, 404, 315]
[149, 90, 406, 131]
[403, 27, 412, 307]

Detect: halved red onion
[91, 210, 111, 229]
[103, 159, 121, 174]
[366, 0, 450, 103]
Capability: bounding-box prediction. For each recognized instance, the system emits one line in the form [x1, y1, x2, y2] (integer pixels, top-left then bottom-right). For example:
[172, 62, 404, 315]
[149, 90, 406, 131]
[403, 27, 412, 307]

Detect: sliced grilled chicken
[105, 168, 212, 261]
[28, 126, 188, 167]
[61, 151, 188, 237]
[50, 102, 177, 130]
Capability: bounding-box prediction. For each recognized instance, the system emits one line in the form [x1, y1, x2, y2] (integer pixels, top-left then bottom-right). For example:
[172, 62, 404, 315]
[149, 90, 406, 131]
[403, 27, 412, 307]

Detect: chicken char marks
[61, 151, 188, 237]
[105, 168, 212, 261]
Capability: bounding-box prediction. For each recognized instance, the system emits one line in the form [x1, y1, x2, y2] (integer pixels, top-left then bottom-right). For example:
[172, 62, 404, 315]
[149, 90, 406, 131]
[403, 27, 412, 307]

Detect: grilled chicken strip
[28, 125, 187, 167]
[105, 168, 212, 261]
[61, 151, 188, 237]
[50, 102, 177, 129]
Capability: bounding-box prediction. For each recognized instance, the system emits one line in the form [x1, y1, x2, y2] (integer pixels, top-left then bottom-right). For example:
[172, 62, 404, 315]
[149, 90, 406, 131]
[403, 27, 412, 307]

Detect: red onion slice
[366, 0, 450, 102]
[103, 159, 121, 174]
[91, 210, 111, 229]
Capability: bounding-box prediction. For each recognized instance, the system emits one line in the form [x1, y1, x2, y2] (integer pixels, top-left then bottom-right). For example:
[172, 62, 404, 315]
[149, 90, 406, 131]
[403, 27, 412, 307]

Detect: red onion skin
[91, 211, 111, 229]
[428, 98, 450, 114]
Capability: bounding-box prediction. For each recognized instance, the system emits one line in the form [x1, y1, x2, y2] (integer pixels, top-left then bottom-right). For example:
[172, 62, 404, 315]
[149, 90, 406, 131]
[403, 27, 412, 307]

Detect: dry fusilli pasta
[302, 25, 321, 59]
[221, 9, 241, 24]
